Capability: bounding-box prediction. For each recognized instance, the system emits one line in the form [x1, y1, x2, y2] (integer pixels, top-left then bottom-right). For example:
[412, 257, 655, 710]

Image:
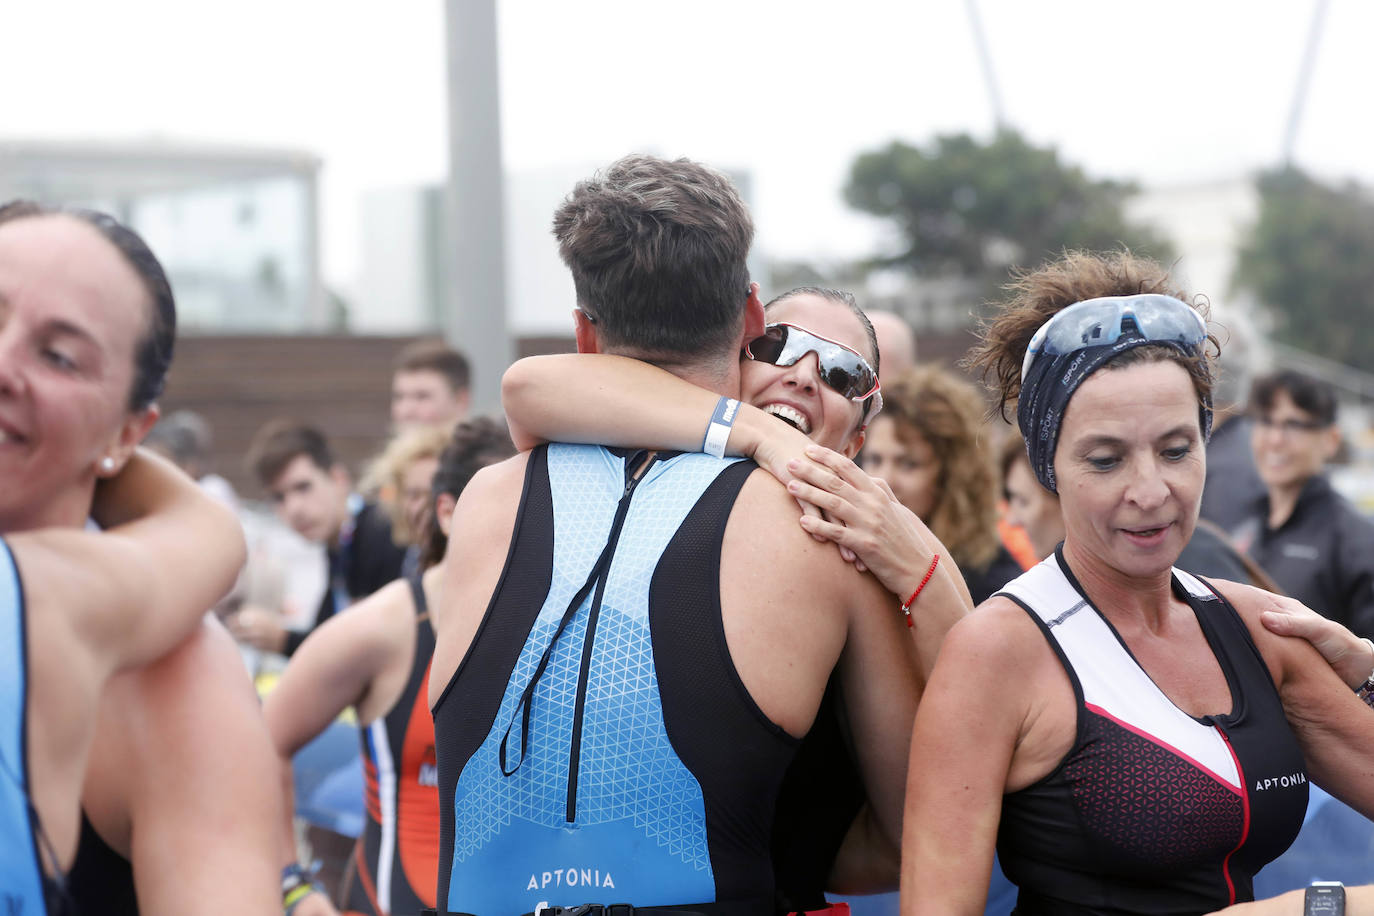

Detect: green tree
[1233, 167, 1374, 372]
[844, 129, 1174, 298]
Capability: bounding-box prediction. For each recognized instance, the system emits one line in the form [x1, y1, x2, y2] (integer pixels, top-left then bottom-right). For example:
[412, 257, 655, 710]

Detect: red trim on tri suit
[788, 903, 851, 916]
[349, 838, 383, 916]
[1084, 703, 1243, 796]
[1217, 727, 1251, 906]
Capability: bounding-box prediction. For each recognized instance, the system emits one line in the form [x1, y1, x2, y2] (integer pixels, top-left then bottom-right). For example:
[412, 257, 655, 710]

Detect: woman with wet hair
[901, 250, 1374, 915]
[0, 200, 281, 914]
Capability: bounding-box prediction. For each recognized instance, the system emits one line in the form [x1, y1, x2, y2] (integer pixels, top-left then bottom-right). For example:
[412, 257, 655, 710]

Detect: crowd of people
[1, 155, 1372, 916]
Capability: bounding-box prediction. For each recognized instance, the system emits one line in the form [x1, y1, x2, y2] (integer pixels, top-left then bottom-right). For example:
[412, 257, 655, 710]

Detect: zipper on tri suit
[566, 450, 654, 823]
[1215, 725, 1251, 905]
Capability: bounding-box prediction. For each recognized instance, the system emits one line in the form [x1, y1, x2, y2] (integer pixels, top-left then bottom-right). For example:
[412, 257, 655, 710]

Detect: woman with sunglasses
[900, 251, 1374, 915]
[502, 286, 968, 616]
[502, 285, 972, 910]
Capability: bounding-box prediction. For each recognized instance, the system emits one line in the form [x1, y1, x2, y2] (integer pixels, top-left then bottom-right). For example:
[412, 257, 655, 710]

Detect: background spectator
[1235, 370, 1374, 638]
[360, 423, 453, 578]
[231, 420, 407, 655]
[1199, 308, 1268, 531]
[390, 340, 471, 431]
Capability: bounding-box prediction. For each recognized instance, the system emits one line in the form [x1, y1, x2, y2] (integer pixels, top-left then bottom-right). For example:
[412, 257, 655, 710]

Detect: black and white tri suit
[994, 549, 1308, 915]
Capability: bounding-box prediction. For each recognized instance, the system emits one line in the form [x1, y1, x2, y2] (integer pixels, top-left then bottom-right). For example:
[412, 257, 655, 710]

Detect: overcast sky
[4, 0, 1371, 290]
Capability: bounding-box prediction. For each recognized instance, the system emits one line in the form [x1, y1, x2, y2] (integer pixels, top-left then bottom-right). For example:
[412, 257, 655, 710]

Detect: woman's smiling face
[740, 293, 875, 457]
[0, 215, 156, 531]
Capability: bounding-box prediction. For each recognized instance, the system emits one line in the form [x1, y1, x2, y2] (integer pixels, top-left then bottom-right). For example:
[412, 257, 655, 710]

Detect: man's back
[429, 444, 919, 915]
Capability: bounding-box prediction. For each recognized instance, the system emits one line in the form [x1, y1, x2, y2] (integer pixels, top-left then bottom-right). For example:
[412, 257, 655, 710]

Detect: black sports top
[996, 550, 1308, 915]
[432, 444, 797, 915]
[69, 811, 137, 914]
[343, 573, 440, 916]
[770, 678, 865, 912]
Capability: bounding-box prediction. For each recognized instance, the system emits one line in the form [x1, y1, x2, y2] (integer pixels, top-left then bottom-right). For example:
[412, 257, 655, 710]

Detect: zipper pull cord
[499, 539, 615, 777]
[498, 451, 658, 778]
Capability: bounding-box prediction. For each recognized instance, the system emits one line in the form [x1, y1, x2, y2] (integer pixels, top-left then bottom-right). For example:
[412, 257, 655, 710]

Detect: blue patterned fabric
[0, 538, 47, 911]
[447, 446, 742, 914]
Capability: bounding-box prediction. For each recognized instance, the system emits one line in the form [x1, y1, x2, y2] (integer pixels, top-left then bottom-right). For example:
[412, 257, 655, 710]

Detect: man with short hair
[427, 155, 956, 915]
[392, 340, 472, 430]
[1235, 370, 1374, 638]
[230, 419, 406, 655]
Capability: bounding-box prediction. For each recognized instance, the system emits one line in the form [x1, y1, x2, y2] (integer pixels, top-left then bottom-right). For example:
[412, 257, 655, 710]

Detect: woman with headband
[899, 251, 1374, 915]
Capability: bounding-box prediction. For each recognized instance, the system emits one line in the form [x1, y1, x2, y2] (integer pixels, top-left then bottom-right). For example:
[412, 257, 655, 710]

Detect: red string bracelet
[901, 554, 941, 628]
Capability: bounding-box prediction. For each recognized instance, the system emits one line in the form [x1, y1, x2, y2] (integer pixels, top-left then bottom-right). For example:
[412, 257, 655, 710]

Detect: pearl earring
[100, 457, 116, 473]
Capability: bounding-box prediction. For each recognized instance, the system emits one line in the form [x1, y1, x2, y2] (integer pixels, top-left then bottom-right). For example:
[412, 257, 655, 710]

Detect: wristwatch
[1305, 881, 1345, 915]
[1358, 637, 1374, 708]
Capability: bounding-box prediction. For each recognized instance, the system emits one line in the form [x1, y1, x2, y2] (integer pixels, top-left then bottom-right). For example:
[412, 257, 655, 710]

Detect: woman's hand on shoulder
[1259, 596, 1372, 689]
[782, 443, 937, 590]
[1212, 580, 1373, 688]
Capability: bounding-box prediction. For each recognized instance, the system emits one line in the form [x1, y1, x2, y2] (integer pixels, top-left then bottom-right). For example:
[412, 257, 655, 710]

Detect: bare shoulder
[729, 467, 874, 597]
[439, 449, 529, 588]
[719, 469, 880, 736]
[457, 452, 530, 517]
[430, 452, 531, 701]
[950, 596, 1041, 652]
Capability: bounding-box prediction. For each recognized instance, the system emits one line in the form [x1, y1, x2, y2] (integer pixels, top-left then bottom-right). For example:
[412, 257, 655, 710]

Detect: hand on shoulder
[1210, 579, 1374, 689]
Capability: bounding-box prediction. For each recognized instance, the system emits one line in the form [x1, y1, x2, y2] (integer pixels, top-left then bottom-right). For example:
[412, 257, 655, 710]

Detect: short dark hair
[247, 419, 336, 488]
[0, 200, 177, 411]
[394, 339, 471, 394]
[552, 154, 754, 366]
[419, 417, 516, 569]
[1250, 369, 1337, 426]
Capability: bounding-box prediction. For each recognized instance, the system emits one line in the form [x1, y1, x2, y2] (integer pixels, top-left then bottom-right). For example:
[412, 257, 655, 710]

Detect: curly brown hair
[877, 366, 1002, 570]
[966, 249, 1218, 422]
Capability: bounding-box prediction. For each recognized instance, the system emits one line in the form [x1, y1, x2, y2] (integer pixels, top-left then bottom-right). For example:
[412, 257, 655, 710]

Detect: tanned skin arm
[18, 449, 245, 676]
[263, 581, 415, 884]
[502, 353, 818, 487]
[16, 451, 246, 868]
[900, 601, 1065, 916]
[1208, 886, 1374, 915]
[1257, 594, 1374, 688]
[718, 471, 926, 870]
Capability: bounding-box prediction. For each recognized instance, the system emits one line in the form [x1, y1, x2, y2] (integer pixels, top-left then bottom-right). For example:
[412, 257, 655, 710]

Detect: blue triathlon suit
[995, 549, 1309, 915]
[0, 537, 67, 915]
[431, 445, 797, 916]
